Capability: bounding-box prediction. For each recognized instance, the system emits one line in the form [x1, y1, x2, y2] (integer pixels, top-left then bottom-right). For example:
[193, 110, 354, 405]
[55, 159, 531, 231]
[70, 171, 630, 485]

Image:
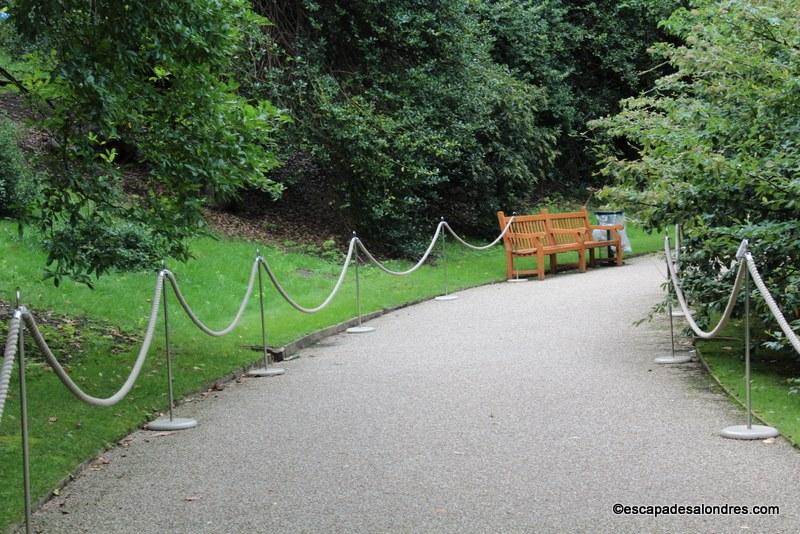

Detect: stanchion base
[346, 326, 375, 334]
[654, 353, 693, 364]
[670, 309, 695, 317]
[507, 278, 529, 283]
[145, 417, 197, 431]
[247, 367, 285, 377]
[434, 295, 458, 301]
[720, 424, 779, 440]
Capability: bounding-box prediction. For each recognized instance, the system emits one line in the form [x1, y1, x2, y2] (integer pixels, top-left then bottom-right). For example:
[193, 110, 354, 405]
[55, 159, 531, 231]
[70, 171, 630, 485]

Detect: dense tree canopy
[593, 0, 800, 350]
[243, 0, 676, 253]
[1, 0, 680, 275]
[5, 0, 285, 284]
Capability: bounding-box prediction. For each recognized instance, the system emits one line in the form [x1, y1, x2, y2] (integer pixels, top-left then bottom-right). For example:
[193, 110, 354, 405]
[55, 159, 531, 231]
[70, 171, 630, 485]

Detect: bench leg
[537, 249, 545, 280]
[550, 254, 558, 275]
[615, 241, 624, 266]
[589, 248, 595, 267]
[578, 248, 587, 273]
[506, 251, 514, 279]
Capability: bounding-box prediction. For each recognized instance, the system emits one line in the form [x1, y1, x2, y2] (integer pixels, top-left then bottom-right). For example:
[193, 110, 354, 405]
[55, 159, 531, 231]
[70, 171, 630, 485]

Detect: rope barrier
[258, 237, 356, 313]
[745, 253, 800, 355]
[356, 217, 513, 276]
[0, 311, 21, 421]
[17, 273, 165, 407]
[664, 236, 747, 340]
[0, 213, 581, 419]
[164, 259, 259, 337]
[356, 222, 444, 276]
[443, 217, 514, 251]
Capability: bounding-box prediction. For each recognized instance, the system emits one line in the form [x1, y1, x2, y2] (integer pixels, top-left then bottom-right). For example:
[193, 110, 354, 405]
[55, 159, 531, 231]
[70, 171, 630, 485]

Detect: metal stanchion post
[248, 253, 285, 377]
[146, 266, 197, 431]
[347, 233, 374, 333]
[435, 218, 458, 301]
[670, 225, 692, 318]
[655, 243, 692, 364]
[507, 212, 527, 283]
[722, 243, 778, 439]
[16, 289, 32, 534]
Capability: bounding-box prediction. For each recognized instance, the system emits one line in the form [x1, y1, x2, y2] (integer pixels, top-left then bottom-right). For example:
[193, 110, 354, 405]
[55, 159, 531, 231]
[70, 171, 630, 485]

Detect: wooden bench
[497, 208, 624, 280]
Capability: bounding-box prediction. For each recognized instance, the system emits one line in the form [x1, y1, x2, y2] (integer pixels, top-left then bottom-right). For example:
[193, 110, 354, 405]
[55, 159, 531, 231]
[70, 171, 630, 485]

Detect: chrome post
[16, 289, 32, 534]
[354, 232, 362, 326]
[654, 236, 691, 364]
[745, 264, 752, 429]
[442, 217, 448, 295]
[162, 268, 175, 422]
[145, 267, 197, 430]
[248, 253, 285, 376]
[258, 253, 269, 369]
[347, 233, 375, 333]
[720, 241, 778, 439]
[435, 219, 458, 300]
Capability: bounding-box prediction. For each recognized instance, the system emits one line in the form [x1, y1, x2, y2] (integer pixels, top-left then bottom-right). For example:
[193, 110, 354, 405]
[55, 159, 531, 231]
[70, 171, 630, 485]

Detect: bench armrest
[590, 224, 623, 231]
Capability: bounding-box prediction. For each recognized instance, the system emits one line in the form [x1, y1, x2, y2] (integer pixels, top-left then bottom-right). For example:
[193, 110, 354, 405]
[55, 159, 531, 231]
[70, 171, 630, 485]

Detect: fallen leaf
[763, 437, 776, 444]
[48, 416, 58, 423]
[184, 496, 201, 502]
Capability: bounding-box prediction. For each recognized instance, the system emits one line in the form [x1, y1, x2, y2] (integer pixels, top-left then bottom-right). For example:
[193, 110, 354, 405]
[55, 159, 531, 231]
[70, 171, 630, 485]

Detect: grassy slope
[0, 220, 660, 528]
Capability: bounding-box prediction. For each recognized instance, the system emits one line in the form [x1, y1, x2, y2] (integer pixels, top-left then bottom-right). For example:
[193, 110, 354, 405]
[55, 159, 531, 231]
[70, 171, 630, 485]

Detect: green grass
[697, 325, 800, 445]
[0, 219, 661, 529]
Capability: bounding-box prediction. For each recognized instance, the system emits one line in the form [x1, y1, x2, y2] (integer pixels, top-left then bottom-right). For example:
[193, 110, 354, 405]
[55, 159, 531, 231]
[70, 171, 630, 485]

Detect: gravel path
[32, 256, 800, 533]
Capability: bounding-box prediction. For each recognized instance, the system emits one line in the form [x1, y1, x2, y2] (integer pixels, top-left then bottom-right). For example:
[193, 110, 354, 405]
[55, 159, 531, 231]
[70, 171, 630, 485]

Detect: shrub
[593, 0, 800, 351]
[0, 117, 38, 223]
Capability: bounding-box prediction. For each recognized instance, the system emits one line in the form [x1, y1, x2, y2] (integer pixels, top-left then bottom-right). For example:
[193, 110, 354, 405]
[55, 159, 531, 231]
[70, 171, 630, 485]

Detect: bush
[244, 0, 558, 255]
[593, 0, 800, 351]
[0, 117, 38, 222]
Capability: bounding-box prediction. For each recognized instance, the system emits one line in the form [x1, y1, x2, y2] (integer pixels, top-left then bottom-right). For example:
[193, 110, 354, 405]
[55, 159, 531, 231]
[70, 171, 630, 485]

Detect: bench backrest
[541, 208, 591, 245]
[497, 211, 548, 252]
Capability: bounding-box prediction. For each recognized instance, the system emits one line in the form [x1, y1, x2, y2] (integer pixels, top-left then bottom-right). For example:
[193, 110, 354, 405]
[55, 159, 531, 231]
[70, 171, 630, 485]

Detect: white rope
[664, 236, 746, 339]
[745, 253, 800, 355]
[163, 258, 259, 337]
[443, 217, 514, 251]
[259, 238, 356, 313]
[19, 273, 165, 407]
[356, 222, 444, 276]
[0, 311, 21, 422]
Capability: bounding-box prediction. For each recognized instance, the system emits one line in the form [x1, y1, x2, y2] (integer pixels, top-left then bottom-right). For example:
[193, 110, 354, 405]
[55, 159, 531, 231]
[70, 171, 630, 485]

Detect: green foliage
[6, 0, 286, 284]
[480, 0, 684, 185]
[246, 0, 559, 254]
[0, 117, 38, 223]
[593, 0, 800, 351]
[237, 0, 680, 254]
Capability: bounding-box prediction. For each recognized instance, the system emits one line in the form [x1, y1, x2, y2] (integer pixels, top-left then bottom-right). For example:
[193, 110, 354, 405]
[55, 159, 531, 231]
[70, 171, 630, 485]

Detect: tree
[593, 0, 800, 349]
[479, 0, 684, 187]
[244, 0, 557, 254]
[7, 0, 286, 284]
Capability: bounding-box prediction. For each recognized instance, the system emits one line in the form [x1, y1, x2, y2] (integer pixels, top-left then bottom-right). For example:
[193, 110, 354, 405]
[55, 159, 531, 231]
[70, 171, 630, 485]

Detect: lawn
[0, 219, 661, 529]
[696, 325, 800, 445]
